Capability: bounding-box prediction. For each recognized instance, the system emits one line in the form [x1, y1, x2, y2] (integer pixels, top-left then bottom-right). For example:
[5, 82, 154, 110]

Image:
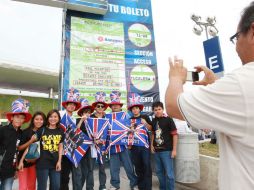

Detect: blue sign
[203, 36, 224, 73]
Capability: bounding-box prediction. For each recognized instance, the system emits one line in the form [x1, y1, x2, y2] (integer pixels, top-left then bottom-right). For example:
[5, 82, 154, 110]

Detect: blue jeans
[110, 149, 137, 189]
[72, 149, 95, 190]
[154, 151, 175, 190]
[98, 155, 107, 190]
[131, 146, 152, 190]
[60, 155, 72, 190]
[0, 177, 14, 190]
[37, 168, 60, 190]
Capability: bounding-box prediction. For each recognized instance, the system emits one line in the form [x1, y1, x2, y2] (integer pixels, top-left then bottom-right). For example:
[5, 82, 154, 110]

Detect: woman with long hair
[18, 111, 46, 190]
[35, 109, 65, 190]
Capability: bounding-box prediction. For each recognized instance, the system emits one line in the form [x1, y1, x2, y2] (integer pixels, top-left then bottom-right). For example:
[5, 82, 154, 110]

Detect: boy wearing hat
[60, 88, 81, 190]
[90, 92, 108, 190]
[128, 93, 153, 190]
[72, 98, 95, 190]
[107, 91, 138, 190]
[0, 98, 32, 190]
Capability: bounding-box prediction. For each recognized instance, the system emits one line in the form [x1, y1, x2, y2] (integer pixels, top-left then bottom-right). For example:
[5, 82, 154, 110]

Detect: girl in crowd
[35, 109, 65, 190]
[18, 111, 46, 190]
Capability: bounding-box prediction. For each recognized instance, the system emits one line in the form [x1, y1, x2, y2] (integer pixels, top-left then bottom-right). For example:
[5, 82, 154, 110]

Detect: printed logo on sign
[98, 36, 104, 42]
[97, 36, 124, 44]
[105, 38, 123, 43]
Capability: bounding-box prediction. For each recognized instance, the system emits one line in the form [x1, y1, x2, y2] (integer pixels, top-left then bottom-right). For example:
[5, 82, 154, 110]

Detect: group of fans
[0, 88, 178, 190]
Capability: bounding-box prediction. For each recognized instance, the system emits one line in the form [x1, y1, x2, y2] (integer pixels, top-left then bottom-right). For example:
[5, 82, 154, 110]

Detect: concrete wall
[181, 155, 219, 190]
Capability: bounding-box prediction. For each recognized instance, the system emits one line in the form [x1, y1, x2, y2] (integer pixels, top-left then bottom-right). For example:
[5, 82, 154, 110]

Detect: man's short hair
[152, 101, 164, 110]
[66, 102, 77, 107]
[238, 2, 254, 34]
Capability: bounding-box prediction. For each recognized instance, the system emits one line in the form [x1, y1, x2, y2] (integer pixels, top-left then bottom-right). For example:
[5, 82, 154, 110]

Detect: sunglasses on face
[96, 105, 105, 109]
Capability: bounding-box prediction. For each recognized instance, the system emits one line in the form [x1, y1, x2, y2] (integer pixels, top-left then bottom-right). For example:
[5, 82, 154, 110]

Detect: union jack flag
[110, 91, 121, 102]
[60, 113, 92, 167]
[95, 92, 106, 102]
[86, 118, 109, 163]
[67, 87, 80, 102]
[105, 112, 127, 154]
[12, 98, 30, 113]
[110, 119, 149, 148]
[105, 111, 127, 125]
[128, 93, 141, 105]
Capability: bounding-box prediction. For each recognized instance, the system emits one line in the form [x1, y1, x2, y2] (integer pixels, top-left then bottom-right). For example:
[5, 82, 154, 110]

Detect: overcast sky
[0, 0, 251, 99]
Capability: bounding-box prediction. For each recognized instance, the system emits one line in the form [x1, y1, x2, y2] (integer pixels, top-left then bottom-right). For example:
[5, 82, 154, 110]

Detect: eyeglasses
[96, 105, 105, 109]
[230, 31, 241, 44]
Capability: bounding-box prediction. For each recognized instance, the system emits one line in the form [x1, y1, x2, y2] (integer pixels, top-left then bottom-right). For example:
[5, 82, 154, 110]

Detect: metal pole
[49, 87, 54, 98]
[204, 25, 209, 40]
[58, 8, 67, 110]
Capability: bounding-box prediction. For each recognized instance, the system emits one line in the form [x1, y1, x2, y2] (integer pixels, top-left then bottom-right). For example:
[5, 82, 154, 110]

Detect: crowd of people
[0, 90, 178, 190]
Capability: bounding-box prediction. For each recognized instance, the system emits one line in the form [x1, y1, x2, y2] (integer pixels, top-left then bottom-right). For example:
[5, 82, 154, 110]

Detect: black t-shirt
[130, 114, 152, 128]
[18, 127, 36, 168]
[90, 113, 106, 119]
[76, 118, 88, 135]
[0, 124, 22, 180]
[152, 116, 177, 152]
[36, 127, 65, 169]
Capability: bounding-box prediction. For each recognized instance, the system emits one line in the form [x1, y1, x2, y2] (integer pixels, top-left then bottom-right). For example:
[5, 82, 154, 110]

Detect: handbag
[25, 142, 40, 160]
[25, 128, 44, 160]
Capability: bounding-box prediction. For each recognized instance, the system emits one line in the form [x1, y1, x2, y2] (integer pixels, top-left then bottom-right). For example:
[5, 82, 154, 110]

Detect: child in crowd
[107, 91, 138, 190]
[18, 111, 46, 190]
[72, 98, 95, 190]
[151, 101, 178, 190]
[59, 88, 81, 190]
[0, 98, 32, 190]
[90, 92, 108, 190]
[128, 93, 152, 190]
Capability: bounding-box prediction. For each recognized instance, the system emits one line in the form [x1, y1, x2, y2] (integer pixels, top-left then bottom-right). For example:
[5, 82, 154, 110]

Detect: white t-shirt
[173, 118, 192, 133]
[178, 62, 254, 190]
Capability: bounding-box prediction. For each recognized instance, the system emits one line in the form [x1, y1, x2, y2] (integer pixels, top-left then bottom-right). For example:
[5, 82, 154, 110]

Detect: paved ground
[13, 166, 195, 190]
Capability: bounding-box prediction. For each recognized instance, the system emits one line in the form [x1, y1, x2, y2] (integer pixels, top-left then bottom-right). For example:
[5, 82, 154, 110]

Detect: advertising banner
[63, 0, 160, 113]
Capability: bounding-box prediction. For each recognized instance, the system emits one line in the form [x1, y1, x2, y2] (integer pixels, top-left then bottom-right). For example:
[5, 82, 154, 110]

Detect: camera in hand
[186, 71, 199, 82]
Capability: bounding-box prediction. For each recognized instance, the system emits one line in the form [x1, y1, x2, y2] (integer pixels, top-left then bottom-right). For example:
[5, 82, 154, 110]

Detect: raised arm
[165, 57, 186, 120]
